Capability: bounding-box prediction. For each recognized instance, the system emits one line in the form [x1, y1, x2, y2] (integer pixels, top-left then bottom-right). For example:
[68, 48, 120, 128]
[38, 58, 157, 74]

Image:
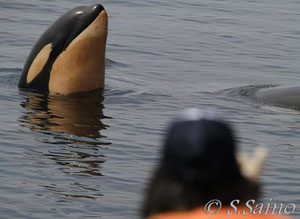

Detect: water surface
[0, 0, 300, 218]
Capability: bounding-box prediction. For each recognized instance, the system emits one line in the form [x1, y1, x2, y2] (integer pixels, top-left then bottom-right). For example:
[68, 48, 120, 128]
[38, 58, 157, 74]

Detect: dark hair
[141, 167, 260, 217]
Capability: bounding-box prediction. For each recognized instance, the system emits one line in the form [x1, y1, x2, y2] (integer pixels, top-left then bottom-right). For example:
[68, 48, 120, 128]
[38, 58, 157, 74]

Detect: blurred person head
[142, 109, 267, 218]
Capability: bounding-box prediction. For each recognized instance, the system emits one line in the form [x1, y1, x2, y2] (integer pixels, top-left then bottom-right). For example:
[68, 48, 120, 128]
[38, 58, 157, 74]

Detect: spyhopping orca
[18, 4, 108, 95]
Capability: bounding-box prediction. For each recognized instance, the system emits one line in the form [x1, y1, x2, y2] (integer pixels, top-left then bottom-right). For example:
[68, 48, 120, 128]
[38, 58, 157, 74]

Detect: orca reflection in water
[20, 90, 109, 138]
[18, 4, 108, 95]
[19, 90, 111, 178]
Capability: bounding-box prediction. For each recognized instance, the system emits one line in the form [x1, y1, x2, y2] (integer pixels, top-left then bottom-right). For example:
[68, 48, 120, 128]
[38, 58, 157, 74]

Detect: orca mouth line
[50, 4, 105, 58]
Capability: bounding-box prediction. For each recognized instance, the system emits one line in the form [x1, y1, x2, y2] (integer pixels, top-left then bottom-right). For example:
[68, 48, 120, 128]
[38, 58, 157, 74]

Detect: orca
[254, 86, 300, 109]
[18, 4, 108, 95]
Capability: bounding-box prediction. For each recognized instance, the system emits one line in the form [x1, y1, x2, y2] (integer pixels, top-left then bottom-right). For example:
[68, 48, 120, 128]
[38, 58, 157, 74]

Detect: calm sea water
[1, 0, 300, 218]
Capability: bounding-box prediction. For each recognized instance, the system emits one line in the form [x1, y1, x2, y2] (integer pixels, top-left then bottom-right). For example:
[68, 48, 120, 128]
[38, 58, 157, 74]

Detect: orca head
[19, 4, 108, 95]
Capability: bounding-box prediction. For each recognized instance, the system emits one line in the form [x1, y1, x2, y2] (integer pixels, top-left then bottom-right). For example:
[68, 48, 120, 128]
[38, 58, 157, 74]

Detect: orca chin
[18, 4, 108, 95]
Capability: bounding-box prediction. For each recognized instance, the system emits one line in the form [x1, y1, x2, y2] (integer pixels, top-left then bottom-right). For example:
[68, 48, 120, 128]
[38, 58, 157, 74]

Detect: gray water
[1, 0, 300, 218]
